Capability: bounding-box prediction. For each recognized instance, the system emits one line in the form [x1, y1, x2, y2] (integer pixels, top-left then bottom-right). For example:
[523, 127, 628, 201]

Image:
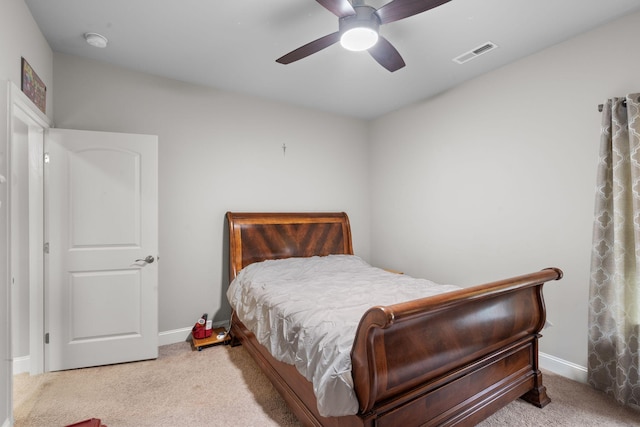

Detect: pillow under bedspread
[226, 255, 460, 417]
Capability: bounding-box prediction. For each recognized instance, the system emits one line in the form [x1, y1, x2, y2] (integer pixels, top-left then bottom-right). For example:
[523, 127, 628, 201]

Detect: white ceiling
[25, 0, 640, 119]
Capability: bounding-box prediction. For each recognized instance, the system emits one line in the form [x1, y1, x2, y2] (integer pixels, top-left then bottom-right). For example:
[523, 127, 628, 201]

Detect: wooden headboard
[226, 212, 354, 282]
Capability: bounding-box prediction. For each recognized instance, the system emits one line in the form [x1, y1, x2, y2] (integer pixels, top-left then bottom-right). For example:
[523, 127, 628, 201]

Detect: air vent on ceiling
[453, 41, 498, 64]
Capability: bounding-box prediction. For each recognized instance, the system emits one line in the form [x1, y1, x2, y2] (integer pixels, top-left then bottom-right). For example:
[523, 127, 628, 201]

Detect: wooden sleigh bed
[226, 212, 563, 426]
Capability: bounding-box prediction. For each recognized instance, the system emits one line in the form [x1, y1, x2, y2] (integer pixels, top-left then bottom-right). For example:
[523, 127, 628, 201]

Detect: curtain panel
[588, 93, 640, 409]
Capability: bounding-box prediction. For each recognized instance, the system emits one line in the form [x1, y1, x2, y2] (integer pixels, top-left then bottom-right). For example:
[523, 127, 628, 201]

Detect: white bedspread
[226, 255, 460, 417]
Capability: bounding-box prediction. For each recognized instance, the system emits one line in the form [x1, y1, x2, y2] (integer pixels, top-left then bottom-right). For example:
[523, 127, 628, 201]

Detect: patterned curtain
[588, 93, 640, 410]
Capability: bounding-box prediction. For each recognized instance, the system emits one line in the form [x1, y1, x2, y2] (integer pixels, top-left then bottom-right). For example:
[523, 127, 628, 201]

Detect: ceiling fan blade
[315, 0, 356, 17]
[276, 32, 341, 64]
[376, 0, 451, 25]
[368, 36, 405, 72]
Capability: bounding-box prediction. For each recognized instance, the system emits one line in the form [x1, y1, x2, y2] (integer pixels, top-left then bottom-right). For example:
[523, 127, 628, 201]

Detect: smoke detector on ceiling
[453, 41, 498, 64]
[84, 32, 108, 48]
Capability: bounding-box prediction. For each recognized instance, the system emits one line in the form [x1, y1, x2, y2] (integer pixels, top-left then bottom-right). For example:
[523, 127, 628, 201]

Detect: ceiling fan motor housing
[339, 5, 380, 36]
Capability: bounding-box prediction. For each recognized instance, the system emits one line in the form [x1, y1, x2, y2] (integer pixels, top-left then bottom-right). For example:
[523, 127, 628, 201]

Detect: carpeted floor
[12, 342, 640, 426]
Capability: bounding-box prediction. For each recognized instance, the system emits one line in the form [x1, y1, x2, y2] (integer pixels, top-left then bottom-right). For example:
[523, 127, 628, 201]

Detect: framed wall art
[21, 57, 46, 114]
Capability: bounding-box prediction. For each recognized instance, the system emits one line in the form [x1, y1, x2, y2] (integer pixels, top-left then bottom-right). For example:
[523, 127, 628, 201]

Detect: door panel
[70, 269, 141, 339]
[46, 128, 158, 371]
[70, 147, 139, 246]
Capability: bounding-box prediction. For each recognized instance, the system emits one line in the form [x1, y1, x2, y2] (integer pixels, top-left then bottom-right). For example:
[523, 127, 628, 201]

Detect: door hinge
[44, 242, 50, 254]
[44, 152, 50, 163]
[45, 333, 49, 344]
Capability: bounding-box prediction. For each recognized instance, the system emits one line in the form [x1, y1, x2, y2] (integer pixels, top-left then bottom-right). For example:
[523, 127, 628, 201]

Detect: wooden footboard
[350, 267, 562, 426]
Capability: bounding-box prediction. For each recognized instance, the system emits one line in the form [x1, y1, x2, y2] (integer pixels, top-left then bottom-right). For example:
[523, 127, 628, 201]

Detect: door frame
[8, 81, 50, 378]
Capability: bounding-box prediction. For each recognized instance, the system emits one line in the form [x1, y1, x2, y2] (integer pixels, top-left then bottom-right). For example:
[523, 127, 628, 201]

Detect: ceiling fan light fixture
[339, 5, 380, 52]
[341, 27, 378, 51]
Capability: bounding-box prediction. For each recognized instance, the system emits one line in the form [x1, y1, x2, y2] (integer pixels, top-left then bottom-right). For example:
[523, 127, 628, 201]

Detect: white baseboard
[11, 356, 30, 375]
[13, 322, 230, 375]
[2, 417, 11, 427]
[158, 327, 192, 346]
[540, 351, 588, 383]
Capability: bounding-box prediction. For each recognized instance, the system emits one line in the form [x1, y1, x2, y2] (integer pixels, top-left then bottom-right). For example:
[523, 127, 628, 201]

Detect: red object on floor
[64, 418, 106, 427]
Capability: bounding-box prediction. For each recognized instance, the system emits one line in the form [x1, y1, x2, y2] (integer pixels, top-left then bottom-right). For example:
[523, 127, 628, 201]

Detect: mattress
[226, 254, 460, 416]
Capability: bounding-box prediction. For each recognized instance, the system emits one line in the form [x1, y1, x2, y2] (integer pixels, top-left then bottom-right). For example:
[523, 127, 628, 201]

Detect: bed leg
[520, 336, 551, 408]
[521, 369, 551, 408]
[228, 332, 242, 347]
[520, 334, 551, 408]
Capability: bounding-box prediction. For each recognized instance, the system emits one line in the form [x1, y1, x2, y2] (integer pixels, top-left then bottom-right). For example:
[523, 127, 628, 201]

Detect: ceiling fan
[276, 0, 452, 72]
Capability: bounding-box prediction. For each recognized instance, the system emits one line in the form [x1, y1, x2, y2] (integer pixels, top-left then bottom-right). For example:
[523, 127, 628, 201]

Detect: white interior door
[45, 128, 158, 371]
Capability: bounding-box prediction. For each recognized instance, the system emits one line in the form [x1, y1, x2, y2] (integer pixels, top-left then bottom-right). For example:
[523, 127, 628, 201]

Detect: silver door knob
[135, 255, 155, 264]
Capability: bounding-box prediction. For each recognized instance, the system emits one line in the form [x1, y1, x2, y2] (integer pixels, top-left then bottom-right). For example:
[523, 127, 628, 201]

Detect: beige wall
[52, 53, 371, 333]
[369, 11, 640, 370]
